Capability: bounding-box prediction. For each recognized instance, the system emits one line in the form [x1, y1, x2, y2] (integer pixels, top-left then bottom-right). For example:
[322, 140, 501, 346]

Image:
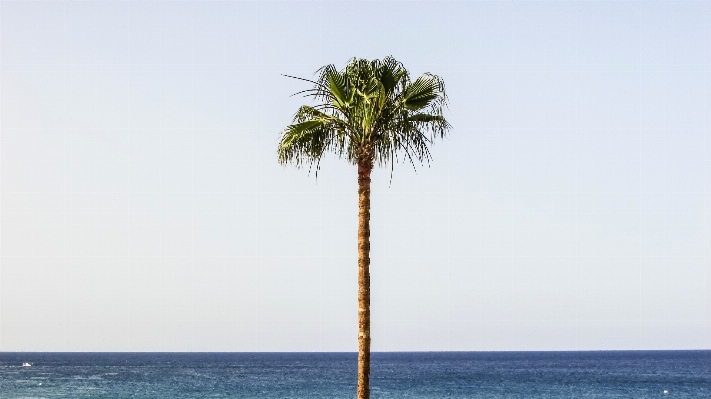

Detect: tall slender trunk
[356, 160, 372, 399]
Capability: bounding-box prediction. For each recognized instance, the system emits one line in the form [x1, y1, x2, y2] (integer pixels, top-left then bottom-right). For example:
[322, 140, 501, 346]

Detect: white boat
[22, 362, 31, 367]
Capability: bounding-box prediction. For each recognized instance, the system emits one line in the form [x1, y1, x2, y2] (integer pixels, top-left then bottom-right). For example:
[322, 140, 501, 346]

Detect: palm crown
[278, 56, 451, 169]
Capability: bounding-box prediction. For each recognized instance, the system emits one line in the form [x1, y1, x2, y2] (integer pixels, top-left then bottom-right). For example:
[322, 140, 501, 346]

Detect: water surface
[1, 351, 709, 398]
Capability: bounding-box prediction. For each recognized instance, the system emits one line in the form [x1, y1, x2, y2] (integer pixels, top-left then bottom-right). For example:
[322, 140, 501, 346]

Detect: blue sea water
[0, 351, 709, 398]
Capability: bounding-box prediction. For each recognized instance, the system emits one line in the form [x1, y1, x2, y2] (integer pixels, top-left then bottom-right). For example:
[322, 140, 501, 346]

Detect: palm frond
[327, 71, 350, 109]
[402, 73, 446, 111]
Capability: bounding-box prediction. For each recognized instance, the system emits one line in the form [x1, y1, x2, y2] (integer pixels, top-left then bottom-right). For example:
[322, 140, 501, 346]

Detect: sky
[0, 0, 709, 352]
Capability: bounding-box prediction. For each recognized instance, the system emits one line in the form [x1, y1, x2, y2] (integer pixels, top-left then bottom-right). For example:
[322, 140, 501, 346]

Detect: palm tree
[277, 56, 450, 399]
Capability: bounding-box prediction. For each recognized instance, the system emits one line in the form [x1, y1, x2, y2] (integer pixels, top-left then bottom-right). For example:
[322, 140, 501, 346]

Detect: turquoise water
[1, 351, 709, 398]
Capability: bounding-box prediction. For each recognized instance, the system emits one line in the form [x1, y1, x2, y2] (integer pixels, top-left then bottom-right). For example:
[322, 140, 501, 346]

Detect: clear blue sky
[1, 1, 709, 352]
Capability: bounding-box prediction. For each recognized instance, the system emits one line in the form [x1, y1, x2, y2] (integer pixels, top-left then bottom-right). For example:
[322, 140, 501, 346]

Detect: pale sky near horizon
[1, 1, 709, 352]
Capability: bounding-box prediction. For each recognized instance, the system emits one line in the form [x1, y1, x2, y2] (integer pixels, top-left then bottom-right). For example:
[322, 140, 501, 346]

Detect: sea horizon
[3, 349, 710, 353]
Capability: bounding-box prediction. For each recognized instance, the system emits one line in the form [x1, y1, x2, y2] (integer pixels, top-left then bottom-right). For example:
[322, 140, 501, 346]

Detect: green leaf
[328, 72, 349, 108]
[403, 74, 441, 111]
[408, 113, 442, 123]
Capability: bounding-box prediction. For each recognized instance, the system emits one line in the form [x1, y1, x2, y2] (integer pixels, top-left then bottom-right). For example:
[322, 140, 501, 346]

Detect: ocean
[1, 351, 709, 398]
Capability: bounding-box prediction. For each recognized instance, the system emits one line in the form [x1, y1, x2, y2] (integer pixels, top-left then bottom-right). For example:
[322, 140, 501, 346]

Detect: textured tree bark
[356, 159, 372, 399]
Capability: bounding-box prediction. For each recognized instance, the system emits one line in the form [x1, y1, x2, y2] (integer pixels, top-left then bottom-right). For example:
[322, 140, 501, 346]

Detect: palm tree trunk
[356, 160, 372, 399]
